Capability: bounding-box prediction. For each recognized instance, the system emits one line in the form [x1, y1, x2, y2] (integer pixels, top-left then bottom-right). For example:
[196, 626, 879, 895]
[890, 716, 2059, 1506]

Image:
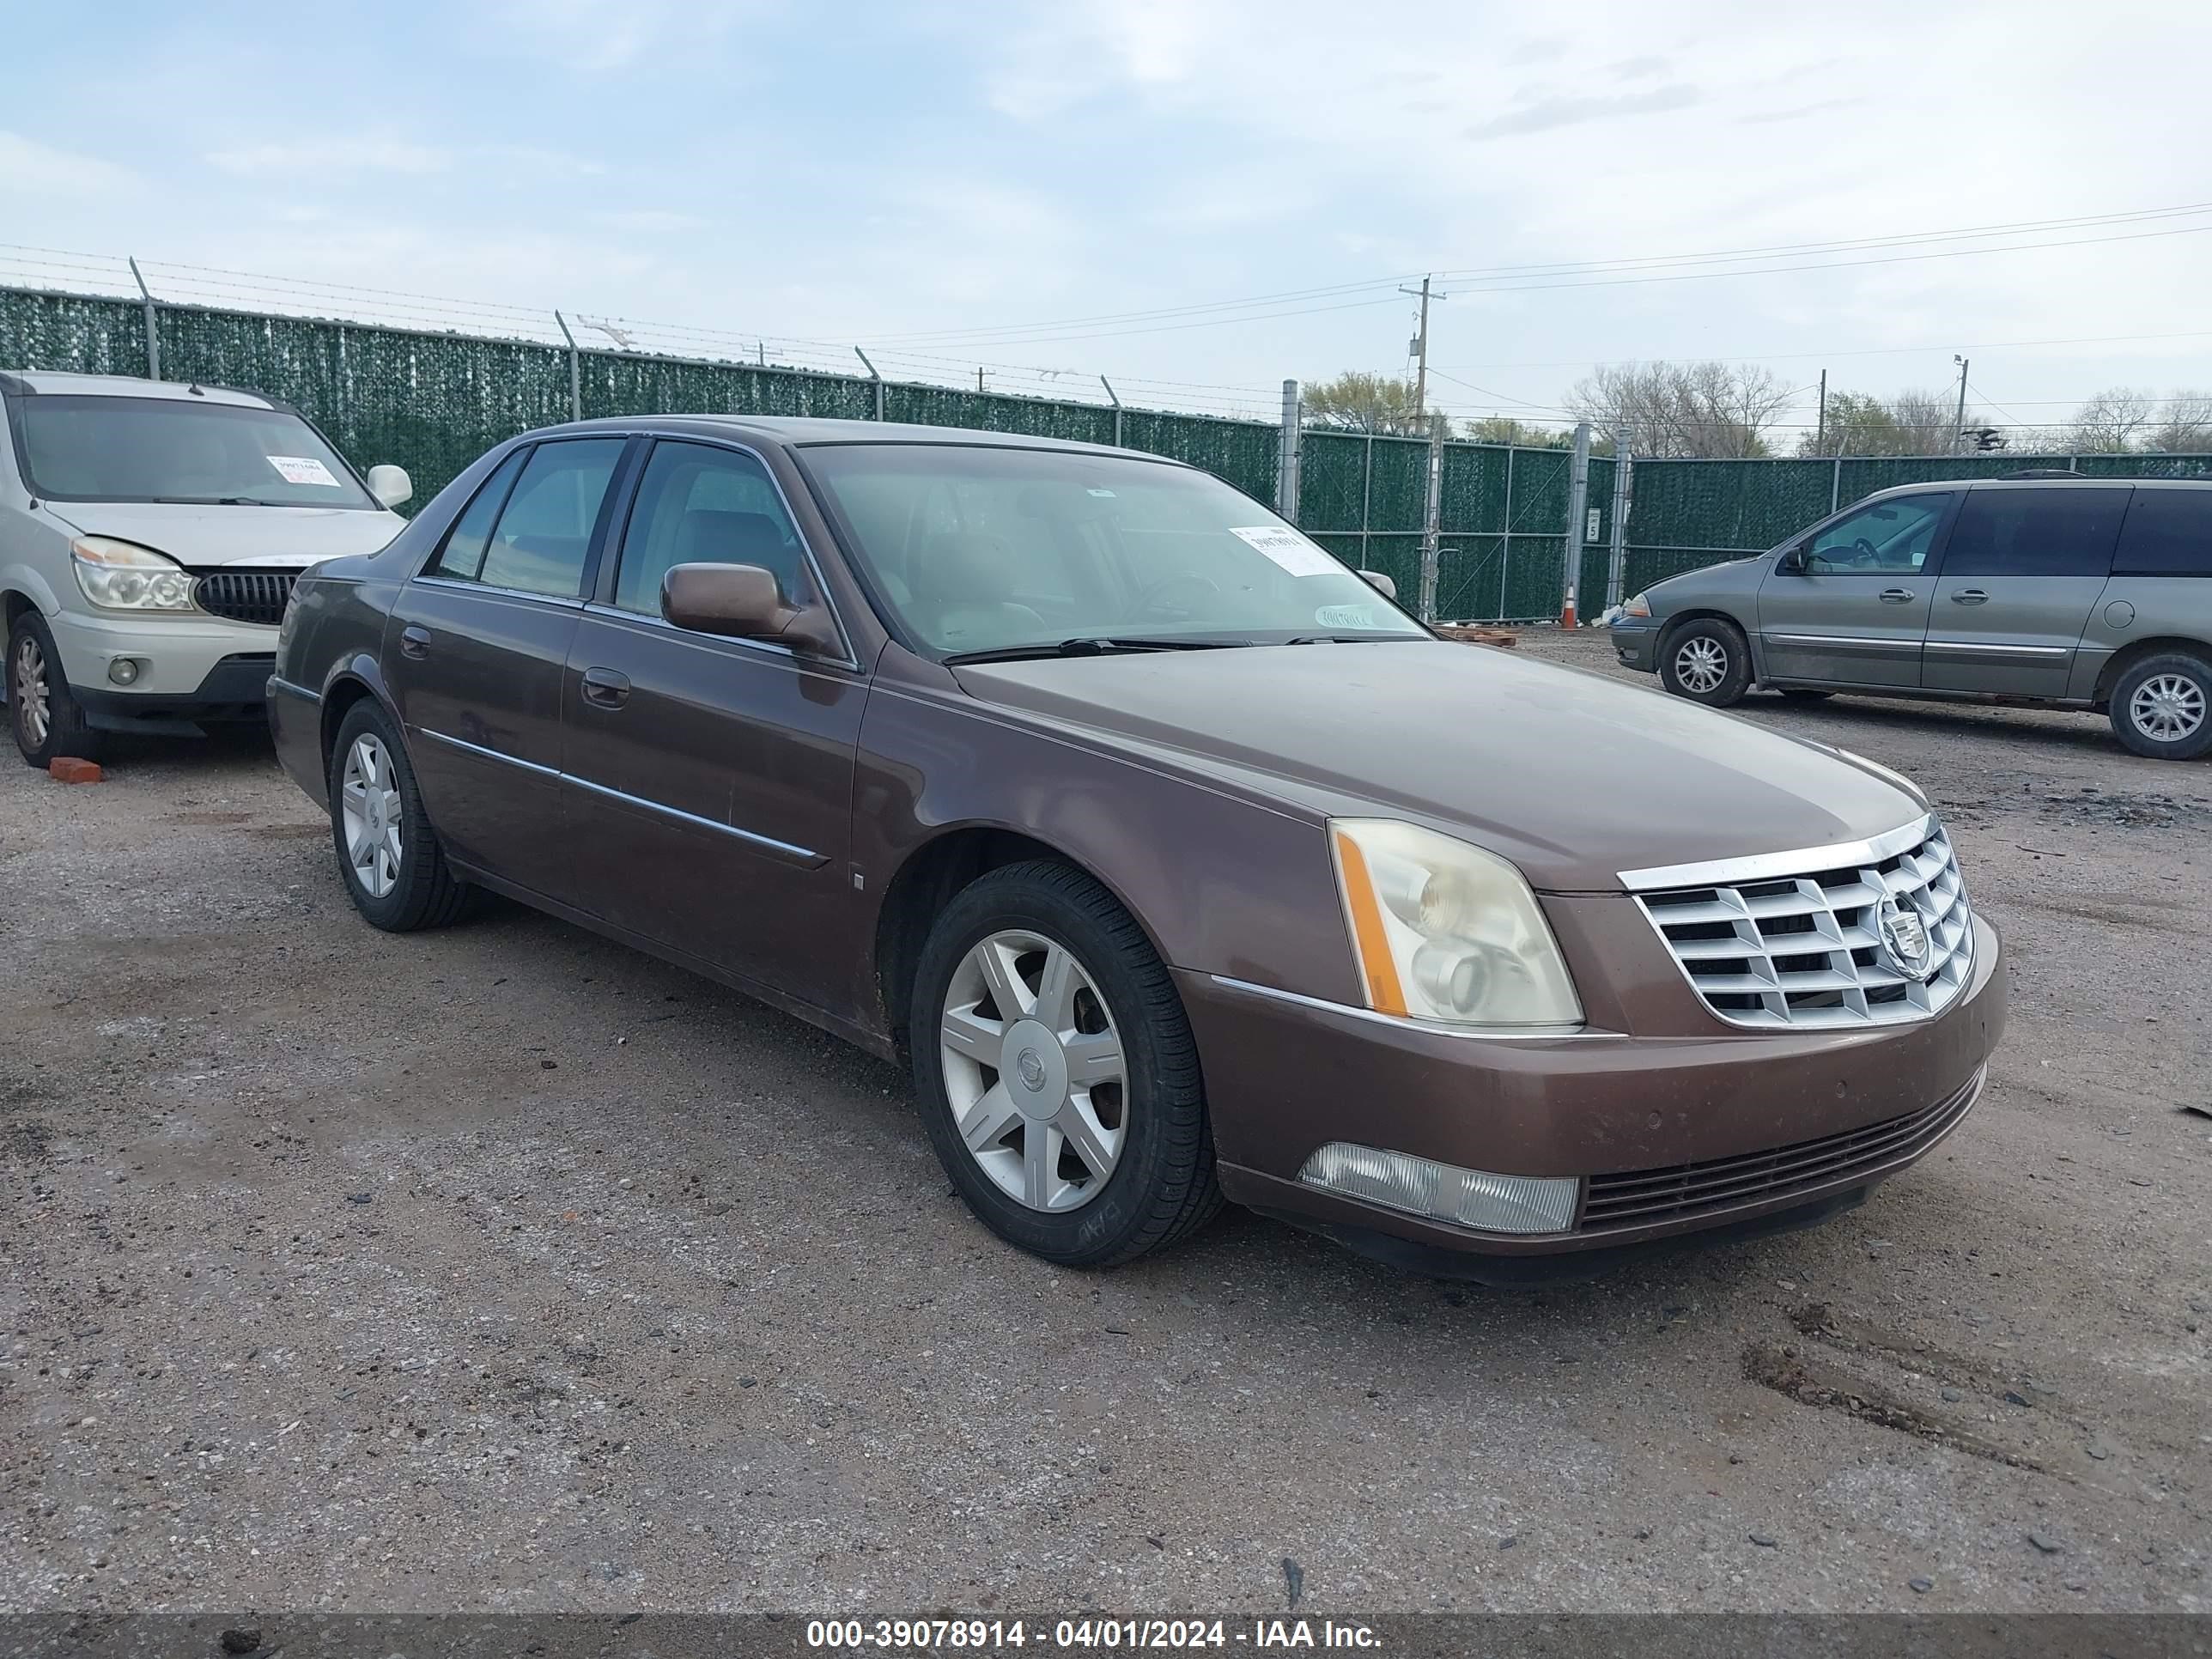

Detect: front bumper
[1608, 615, 1659, 672]
[46, 606, 283, 729]
[1179, 911, 2004, 1276]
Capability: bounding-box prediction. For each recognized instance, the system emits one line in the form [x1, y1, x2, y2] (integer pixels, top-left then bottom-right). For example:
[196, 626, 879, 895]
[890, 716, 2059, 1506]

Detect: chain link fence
[6, 283, 2209, 624]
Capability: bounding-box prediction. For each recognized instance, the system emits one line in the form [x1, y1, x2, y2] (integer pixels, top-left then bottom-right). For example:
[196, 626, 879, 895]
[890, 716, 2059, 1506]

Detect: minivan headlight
[70, 538, 196, 612]
[1620, 592, 1650, 617]
[1328, 819, 1582, 1028]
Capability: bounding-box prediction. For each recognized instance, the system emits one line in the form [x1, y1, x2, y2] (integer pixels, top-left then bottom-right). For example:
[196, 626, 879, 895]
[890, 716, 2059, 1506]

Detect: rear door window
[1942, 488, 2127, 577]
[2112, 488, 2212, 577]
[477, 439, 627, 598]
[428, 448, 528, 581]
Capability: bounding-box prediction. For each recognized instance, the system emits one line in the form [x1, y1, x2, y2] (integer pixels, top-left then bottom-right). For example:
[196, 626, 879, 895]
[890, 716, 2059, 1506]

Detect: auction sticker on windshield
[268, 455, 343, 488]
[1228, 524, 1345, 580]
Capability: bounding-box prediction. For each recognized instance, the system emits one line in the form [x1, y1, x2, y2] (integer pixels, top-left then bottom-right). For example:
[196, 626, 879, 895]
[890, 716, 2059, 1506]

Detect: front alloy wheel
[8, 611, 101, 768]
[910, 860, 1222, 1267]
[940, 928, 1127, 1212]
[1673, 635, 1729, 695]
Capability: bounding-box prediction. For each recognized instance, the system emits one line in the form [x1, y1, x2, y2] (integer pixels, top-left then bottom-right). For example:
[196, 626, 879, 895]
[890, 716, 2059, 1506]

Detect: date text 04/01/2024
[805, 1618, 1383, 1650]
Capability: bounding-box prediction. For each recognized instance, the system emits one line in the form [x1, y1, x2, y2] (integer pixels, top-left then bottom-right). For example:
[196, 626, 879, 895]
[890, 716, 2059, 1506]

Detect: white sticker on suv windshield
[1228, 524, 1342, 579]
[268, 454, 342, 488]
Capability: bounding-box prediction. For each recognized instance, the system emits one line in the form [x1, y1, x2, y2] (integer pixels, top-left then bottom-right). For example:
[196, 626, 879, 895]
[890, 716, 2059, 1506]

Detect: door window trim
[592, 433, 861, 672]
[412, 435, 641, 600]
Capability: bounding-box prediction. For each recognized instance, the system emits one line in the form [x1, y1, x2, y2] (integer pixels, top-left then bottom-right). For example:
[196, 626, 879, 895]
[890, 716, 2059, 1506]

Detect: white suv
[3, 371, 414, 766]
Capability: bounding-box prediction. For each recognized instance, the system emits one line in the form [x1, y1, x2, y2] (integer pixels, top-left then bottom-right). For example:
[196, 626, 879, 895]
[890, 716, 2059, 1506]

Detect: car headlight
[1620, 592, 1650, 617]
[1329, 819, 1582, 1028]
[70, 538, 196, 612]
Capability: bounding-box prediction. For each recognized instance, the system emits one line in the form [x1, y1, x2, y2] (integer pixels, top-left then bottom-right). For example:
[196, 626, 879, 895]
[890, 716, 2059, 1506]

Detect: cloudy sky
[5, 0, 2210, 435]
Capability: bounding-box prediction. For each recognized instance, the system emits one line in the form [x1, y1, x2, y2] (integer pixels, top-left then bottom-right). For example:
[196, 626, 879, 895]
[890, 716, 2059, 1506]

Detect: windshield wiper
[943, 636, 1249, 665]
[1281, 633, 1429, 645]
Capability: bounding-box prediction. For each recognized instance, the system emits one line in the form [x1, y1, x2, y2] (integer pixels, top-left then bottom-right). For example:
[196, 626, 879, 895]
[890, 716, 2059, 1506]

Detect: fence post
[1499, 446, 1515, 622]
[1418, 428, 1443, 622]
[855, 348, 884, 420]
[1830, 455, 1842, 513]
[128, 258, 160, 381]
[1561, 422, 1592, 623]
[553, 312, 581, 421]
[1277, 380, 1302, 521]
[1359, 433, 1375, 574]
[1606, 446, 1634, 610]
[1101, 376, 1122, 447]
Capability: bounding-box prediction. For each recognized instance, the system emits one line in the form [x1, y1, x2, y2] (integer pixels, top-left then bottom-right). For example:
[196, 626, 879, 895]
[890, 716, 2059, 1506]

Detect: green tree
[1301, 372, 1447, 438]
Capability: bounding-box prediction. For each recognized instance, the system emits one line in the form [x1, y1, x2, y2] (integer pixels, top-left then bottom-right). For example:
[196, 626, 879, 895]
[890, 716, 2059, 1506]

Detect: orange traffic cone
[1559, 586, 1577, 629]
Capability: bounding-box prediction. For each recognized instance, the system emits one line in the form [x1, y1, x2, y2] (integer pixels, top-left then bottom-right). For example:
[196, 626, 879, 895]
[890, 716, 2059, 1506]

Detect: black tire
[1774, 688, 1832, 702]
[2108, 652, 2212, 761]
[326, 700, 476, 930]
[8, 611, 104, 768]
[1658, 617, 1752, 707]
[910, 860, 1223, 1267]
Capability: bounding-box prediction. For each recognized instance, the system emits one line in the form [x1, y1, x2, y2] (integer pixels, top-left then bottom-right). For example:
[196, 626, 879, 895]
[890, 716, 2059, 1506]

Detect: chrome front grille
[1629, 816, 1973, 1030]
[192, 570, 297, 627]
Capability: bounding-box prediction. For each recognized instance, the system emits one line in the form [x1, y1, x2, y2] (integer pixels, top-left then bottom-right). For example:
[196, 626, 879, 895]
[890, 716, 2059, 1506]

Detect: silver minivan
[1609, 477, 2212, 760]
[3, 371, 414, 766]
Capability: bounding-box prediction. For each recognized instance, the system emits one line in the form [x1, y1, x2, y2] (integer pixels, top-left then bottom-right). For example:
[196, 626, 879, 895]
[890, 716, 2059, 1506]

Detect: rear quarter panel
[2071, 576, 2212, 699]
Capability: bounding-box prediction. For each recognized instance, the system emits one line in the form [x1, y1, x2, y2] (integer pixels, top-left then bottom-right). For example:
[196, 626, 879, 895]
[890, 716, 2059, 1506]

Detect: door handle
[398, 625, 431, 659]
[1951, 588, 1990, 605]
[580, 666, 631, 709]
[1878, 588, 1916, 604]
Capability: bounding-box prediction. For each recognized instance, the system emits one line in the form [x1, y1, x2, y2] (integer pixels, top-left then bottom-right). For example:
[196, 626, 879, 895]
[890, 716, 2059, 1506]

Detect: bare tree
[1565, 361, 1795, 458]
[2147, 391, 2212, 453]
[1799, 388, 1982, 457]
[2066, 387, 2159, 453]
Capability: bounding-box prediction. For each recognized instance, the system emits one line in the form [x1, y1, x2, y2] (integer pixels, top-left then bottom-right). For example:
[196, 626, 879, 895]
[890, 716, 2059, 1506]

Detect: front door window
[1803, 496, 1948, 574]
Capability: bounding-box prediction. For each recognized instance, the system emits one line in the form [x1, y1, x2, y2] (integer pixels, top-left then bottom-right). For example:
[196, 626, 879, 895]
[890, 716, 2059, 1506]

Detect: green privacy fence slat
[19, 285, 2203, 617]
[0, 287, 1273, 513]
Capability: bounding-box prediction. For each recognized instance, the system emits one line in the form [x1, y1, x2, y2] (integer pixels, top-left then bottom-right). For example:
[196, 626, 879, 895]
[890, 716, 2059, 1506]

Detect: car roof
[527, 412, 1187, 462]
[0, 370, 278, 409]
[1867, 473, 2212, 497]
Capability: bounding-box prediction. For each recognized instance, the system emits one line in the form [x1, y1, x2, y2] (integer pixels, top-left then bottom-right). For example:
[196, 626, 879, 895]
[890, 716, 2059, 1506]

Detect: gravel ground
[2, 631, 2208, 1616]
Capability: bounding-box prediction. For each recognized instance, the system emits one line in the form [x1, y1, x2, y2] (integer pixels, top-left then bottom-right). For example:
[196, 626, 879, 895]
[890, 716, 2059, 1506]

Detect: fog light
[107, 659, 141, 686]
[1297, 1142, 1581, 1235]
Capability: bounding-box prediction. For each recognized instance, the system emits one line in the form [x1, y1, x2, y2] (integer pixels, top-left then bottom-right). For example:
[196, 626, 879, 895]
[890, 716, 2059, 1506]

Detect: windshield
[12, 394, 379, 508]
[799, 443, 1426, 656]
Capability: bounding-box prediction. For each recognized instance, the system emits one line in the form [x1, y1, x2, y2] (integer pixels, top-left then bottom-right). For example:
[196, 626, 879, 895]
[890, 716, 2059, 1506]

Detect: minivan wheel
[1660, 618, 1751, 707]
[326, 701, 475, 930]
[2109, 653, 2212, 761]
[910, 860, 1222, 1267]
[8, 611, 103, 769]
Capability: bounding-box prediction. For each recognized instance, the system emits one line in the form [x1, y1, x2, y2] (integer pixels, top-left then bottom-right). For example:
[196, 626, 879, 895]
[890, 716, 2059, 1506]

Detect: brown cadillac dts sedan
[269, 417, 2003, 1281]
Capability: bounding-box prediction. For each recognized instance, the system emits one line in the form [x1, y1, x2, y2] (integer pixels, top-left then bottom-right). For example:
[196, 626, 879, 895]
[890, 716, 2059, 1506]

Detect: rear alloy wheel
[9, 611, 102, 769]
[326, 700, 476, 930]
[1659, 617, 1751, 707]
[911, 860, 1221, 1267]
[2110, 653, 2212, 761]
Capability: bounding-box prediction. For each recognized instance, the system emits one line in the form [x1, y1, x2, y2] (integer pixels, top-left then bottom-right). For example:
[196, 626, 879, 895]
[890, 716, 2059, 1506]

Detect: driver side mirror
[1776, 546, 1808, 575]
[662, 562, 837, 653]
[1359, 569, 1398, 599]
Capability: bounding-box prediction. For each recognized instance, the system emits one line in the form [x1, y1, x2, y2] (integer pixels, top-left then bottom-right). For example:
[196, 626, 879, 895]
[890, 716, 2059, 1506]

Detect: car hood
[40, 501, 404, 567]
[951, 641, 1924, 892]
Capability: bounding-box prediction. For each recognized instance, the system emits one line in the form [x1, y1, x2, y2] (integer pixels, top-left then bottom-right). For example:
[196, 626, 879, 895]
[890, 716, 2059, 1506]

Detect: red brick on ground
[49, 757, 103, 783]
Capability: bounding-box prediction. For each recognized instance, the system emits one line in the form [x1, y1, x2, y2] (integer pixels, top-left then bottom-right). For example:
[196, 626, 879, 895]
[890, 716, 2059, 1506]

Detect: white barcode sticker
[268, 454, 342, 488]
[1228, 524, 1342, 579]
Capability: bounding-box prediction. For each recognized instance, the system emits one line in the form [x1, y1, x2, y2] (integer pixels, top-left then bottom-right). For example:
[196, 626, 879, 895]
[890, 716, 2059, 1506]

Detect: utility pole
[1953, 355, 1970, 453]
[1400, 276, 1446, 622]
[1400, 275, 1435, 420]
[1815, 369, 1827, 453]
[977, 367, 986, 394]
